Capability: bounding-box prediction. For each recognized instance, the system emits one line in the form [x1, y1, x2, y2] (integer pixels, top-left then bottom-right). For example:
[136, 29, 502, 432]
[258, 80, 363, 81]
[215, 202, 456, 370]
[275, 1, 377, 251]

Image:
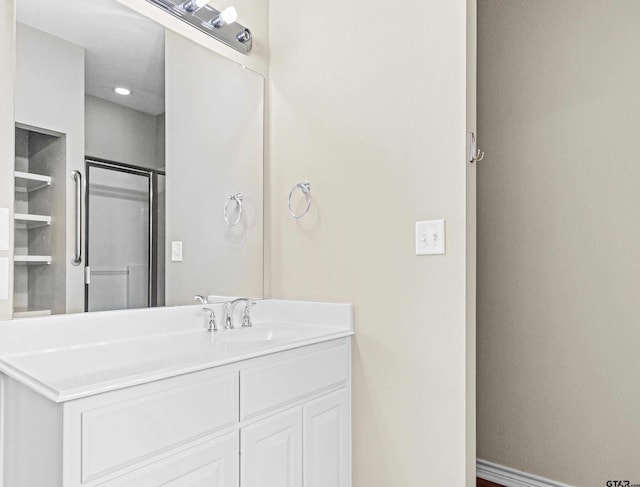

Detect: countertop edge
[0, 360, 62, 403]
[0, 330, 354, 403]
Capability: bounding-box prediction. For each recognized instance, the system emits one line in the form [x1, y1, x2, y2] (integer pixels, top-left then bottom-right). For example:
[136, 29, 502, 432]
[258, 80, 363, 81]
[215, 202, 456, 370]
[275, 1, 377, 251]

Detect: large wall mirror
[10, 0, 263, 319]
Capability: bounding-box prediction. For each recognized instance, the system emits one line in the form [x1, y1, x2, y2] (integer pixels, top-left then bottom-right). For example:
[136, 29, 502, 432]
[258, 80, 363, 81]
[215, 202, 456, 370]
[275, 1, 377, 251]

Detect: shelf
[13, 308, 52, 319]
[14, 171, 52, 193]
[14, 255, 52, 265]
[14, 213, 52, 229]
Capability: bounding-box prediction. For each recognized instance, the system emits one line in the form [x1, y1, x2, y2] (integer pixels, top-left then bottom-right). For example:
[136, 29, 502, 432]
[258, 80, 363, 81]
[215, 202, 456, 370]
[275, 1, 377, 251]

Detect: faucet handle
[202, 307, 218, 333]
[241, 300, 256, 328]
[194, 294, 208, 304]
[225, 312, 233, 330]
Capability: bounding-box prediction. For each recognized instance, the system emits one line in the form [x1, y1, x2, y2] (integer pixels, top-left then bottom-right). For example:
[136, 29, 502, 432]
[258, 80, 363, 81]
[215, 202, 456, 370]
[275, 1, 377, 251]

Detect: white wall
[0, 1, 15, 321]
[477, 1, 640, 484]
[15, 23, 85, 315]
[268, 0, 475, 485]
[165, 31, 264, 304]
[85, 95, 164, 170]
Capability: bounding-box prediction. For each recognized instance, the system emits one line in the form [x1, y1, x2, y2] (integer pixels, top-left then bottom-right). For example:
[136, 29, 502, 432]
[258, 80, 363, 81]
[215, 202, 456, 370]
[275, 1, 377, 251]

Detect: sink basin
[218, 327, 276, 342]
[217, 325, 298, 343]
[0, 309, 353, 402]
[212, 324, 311, 353]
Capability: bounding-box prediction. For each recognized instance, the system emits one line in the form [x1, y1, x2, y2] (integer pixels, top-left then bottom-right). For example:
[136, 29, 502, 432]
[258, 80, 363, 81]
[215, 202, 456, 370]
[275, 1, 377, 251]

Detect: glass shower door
[86, 162, 150, 312]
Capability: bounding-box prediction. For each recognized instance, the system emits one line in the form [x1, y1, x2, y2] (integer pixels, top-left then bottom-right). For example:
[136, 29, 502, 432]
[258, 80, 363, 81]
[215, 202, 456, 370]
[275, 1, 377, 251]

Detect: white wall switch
[171, 241, 183, 262]
[416, 219, 446, 255]
[0, 207, 8, 251]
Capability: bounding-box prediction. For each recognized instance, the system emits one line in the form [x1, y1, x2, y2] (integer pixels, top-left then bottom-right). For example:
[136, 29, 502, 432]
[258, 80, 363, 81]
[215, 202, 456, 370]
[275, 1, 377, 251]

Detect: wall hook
[469, 132, 485, 164]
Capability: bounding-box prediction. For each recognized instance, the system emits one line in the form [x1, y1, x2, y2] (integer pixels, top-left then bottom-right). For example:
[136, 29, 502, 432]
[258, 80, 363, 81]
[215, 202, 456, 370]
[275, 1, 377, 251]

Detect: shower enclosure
[85, 158, 165, 312]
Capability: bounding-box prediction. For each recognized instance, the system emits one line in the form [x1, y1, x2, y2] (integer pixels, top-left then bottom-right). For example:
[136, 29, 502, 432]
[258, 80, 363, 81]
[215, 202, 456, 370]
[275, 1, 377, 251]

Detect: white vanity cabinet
[241, 407, 303, 487]
[62, 370, 240, 487]
[93, 433, 239, 487]
[302, 388, 350, 487]
[239, 342, 351, 487]
[240, 388, 350, 487]
[1, 338, 351, 487]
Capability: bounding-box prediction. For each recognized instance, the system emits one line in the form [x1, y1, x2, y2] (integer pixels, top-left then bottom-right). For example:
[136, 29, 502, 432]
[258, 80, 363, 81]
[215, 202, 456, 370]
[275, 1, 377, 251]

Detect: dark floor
[477, 479, 504, 487]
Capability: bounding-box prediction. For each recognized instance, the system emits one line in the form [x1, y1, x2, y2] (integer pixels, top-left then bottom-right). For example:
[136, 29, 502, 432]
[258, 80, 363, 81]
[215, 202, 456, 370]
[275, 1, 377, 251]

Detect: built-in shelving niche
[13, 125, 67, 318]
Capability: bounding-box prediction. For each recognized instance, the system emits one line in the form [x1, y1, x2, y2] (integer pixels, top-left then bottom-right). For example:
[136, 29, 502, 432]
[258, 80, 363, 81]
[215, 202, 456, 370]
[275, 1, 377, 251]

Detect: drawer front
[96, 432, 238, 487]
[82, 372, 238, 482]
[240, 343, 349, 420]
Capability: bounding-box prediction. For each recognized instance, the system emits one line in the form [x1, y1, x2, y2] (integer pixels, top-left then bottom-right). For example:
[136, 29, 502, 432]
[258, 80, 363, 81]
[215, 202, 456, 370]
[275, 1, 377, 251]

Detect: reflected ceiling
[17, 0, 165, 115]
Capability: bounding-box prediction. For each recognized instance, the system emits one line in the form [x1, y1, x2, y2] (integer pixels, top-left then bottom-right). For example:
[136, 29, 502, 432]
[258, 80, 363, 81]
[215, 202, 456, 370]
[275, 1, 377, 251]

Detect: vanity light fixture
[209, 6, 237, 28]
[236, 29, 251, 44]
[145, 0, 253, 54]
[114, 87, 131, 96]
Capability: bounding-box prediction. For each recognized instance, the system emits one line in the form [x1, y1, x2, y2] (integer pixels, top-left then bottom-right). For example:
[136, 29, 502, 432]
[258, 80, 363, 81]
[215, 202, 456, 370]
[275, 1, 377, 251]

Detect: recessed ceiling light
[114, 87, 131, 96]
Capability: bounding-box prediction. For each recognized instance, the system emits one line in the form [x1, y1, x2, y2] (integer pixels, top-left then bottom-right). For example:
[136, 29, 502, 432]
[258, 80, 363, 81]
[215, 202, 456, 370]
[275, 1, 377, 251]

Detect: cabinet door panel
[161, 461, 226, 487]
[241, 407, 302, 487]
[81, 373, 238, 483]
[82, 372, 238, 482]
[97, 432, 238, 487]
[303, 388, 350, 487]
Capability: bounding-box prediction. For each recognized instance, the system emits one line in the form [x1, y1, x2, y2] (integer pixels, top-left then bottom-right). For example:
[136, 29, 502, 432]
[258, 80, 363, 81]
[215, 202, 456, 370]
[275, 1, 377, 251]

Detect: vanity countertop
[0, 300, 353, 403]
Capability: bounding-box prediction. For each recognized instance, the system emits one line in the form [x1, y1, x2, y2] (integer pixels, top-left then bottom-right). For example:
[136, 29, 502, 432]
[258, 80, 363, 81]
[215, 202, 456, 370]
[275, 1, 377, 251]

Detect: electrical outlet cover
[171, 241, 183, 262]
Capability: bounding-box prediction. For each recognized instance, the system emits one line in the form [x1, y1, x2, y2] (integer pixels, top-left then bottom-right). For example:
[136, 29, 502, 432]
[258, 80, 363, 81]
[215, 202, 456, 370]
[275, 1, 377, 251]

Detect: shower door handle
[71, 170, 84, 266]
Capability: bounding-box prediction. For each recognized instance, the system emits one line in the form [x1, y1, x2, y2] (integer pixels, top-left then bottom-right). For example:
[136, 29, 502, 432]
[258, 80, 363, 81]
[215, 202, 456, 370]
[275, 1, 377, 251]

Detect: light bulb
[182, 0, 208, 13]
[210, 6, 238, 28]
[219, 6, 238, 24]
[114, 87, 131, 96]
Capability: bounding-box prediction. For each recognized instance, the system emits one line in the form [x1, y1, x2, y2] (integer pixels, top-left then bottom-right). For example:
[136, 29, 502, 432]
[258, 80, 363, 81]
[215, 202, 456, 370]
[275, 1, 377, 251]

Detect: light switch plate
[416, 220, 445, 255]
[171, 241, 183, 262]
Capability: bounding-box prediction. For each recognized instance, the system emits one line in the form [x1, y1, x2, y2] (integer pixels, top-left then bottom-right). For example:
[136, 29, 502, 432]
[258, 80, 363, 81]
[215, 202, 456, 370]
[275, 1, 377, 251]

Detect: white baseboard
[477, 459, 574, 487]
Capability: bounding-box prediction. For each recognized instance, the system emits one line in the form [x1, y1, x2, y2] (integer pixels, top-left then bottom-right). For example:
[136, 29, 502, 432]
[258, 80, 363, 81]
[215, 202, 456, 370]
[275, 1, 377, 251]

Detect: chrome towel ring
[224, 193, 244, 226]
[288, 181, 311, 219]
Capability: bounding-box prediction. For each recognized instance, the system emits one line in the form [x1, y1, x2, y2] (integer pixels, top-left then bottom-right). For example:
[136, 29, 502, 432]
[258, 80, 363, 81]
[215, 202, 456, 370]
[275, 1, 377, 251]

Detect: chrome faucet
[223, 298, 256, 329]
[202, 307, 218, 333]
[194, 295, 208, 305]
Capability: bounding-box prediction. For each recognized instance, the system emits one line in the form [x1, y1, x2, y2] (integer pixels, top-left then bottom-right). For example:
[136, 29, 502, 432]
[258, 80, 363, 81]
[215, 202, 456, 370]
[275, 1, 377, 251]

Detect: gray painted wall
[85, 94, 164, 170]
[165, 31, 264, 304]
[478, 1, 640, 484]
[15, 23, 85, 314]
[155, 113, 165, 171]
